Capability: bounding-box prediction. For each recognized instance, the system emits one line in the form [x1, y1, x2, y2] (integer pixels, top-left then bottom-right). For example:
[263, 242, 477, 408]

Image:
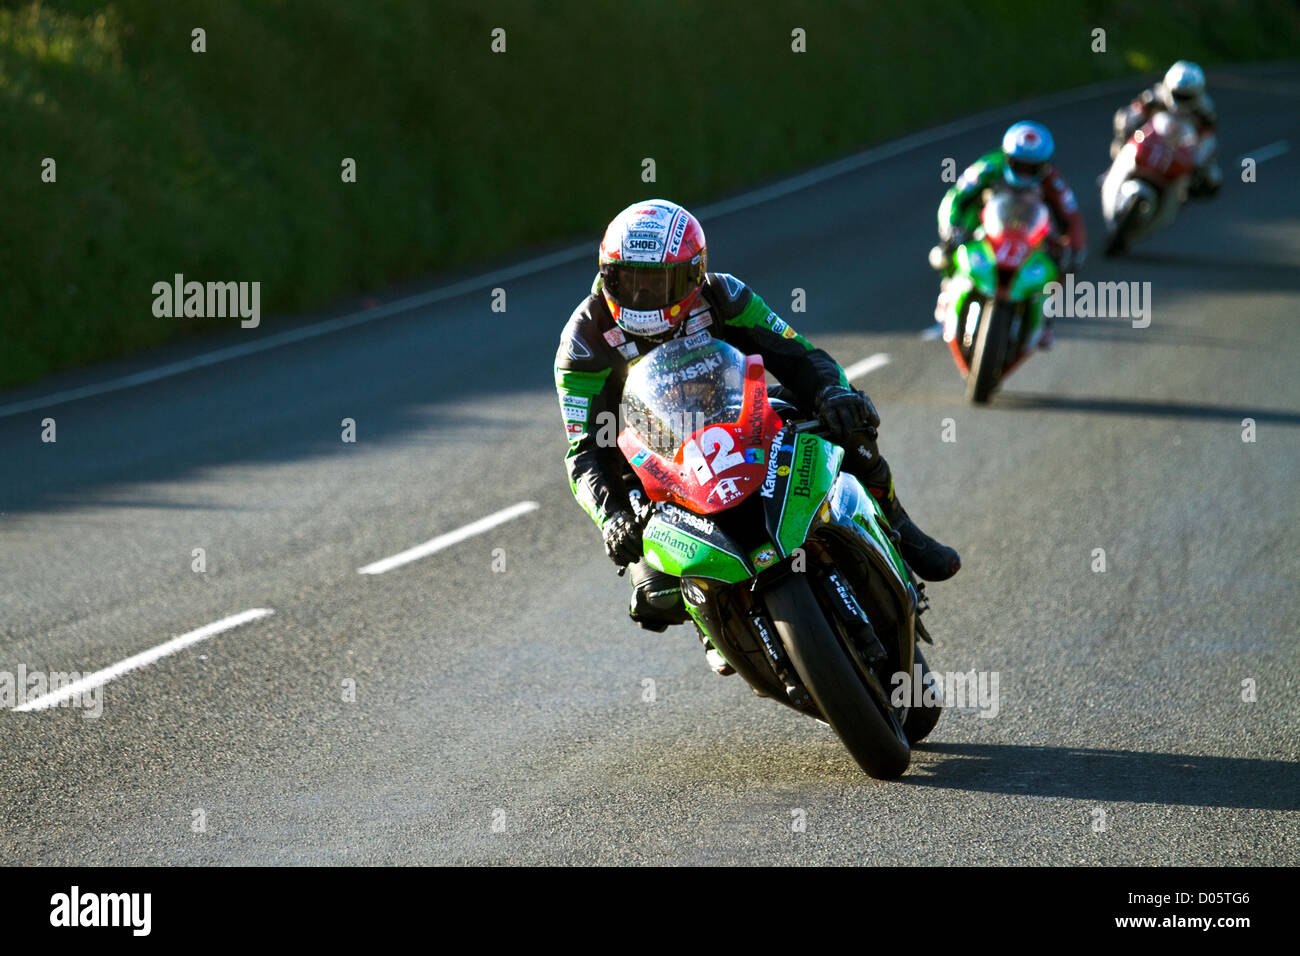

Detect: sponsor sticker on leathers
[684, 311, 713, 334]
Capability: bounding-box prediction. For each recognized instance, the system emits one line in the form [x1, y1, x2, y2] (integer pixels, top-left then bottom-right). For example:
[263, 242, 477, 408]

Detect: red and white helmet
[598, 199, 707, 340]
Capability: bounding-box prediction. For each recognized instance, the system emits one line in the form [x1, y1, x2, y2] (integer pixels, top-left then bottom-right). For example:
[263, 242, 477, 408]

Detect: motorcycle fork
[805, 547, 888, 663]
[706, 570, 817, 713]
[806, 543, 908, 718]
[818, 569, 889, 667]
[745, 603, 814, 713]
[687, 594, 743, 672]
[960, 295, 982, 350]
[1011, 300, 1035, 352]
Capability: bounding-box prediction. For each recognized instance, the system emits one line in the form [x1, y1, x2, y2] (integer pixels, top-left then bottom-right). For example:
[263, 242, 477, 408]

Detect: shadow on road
[1117, 250, 1300, 294]
[908, 742, 1300, 810]
[995, 392, 1300, 425]
[1050, 315, 1260, 350]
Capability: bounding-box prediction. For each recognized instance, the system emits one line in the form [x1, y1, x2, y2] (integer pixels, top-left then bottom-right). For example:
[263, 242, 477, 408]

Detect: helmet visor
[600, 259, 703, 312]
[1007, 158, 1045, 184]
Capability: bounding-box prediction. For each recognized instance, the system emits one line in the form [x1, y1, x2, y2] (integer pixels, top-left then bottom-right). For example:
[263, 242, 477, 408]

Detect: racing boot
[627, 560, 690, 632]
[764, 384, 961, 582]
[842, 438, 961, 582]
[695, 623, 735, 676]
[882, 492, 962, 583]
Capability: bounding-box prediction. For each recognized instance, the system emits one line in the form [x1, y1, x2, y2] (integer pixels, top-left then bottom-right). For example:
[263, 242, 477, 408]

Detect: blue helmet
[1001, 121, 1054, 188]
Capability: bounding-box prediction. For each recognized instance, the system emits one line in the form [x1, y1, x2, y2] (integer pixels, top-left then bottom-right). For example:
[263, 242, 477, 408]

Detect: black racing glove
[930, 229, 967, 271]
[1050, 239, 1086, 273]
[815, 385, 880, 444]
[602, 511, 643, 567]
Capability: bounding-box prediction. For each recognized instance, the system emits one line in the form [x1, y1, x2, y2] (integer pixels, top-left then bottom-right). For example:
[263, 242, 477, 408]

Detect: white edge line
[0, 246, 587, 419]
[358, 500, 540, 575]
[920, 324, 944, 341]
[1235, 139, 1291, 164]
[0, 74, 1145, 420]
[12, 608, 274, 712]
[844, 353, 891, 381]
[692, 75, 1142, 220]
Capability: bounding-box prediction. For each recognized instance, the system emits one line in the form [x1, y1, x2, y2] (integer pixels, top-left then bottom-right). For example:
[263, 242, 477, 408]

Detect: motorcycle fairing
[640, 504, 754, 582]
[760, 431, 843, 558]
[618, 354, 783, 516]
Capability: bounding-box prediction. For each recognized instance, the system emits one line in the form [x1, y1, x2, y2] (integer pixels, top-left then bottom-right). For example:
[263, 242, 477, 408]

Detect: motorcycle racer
[555, 199, 960, 669]
[1110, 60, 1221, 197]
[933, 121, 1087, 348]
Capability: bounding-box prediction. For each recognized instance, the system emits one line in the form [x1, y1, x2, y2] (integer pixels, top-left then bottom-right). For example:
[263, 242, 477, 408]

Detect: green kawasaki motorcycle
[617, 334, 942, 779]
[933, 190, 1059, 403]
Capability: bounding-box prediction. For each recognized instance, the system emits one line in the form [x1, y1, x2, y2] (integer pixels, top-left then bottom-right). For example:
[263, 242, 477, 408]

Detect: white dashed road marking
[13, 608, 275, 712]
[844, 353, 891, 381]
[358, 501, 540, 575]
[1237, 140, 1290, 164]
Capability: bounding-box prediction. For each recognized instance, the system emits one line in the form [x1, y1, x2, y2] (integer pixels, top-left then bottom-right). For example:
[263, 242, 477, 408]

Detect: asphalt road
[2, 64, 1298, 865]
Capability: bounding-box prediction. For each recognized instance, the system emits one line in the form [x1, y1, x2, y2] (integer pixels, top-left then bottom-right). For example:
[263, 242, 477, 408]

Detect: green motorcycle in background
[932, 190, 1059, 403]
[617, 334, 942, 779]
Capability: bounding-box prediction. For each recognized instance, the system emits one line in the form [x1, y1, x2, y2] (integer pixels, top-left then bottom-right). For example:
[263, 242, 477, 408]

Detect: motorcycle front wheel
[765, 574, 910, 779]
[966, 301, 1011, 404]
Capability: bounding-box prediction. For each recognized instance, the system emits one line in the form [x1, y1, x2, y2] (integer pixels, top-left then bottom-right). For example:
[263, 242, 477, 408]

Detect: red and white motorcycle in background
[1101, 110, 1211, 256]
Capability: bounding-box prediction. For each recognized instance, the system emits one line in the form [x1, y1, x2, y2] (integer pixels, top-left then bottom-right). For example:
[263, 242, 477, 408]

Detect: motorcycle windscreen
[618, 334, 782, 514]
[622, 335, 747, 457]
[981, 192, 1051, 268]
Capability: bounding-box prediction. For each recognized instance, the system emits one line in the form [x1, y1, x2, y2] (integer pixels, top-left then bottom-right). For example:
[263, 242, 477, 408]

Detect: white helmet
[1161, 61, 1205, 114]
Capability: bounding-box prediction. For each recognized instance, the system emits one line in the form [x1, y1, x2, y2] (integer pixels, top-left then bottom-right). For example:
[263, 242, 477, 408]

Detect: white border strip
[12, 608, 274, 712]
[358, 500, 540, 575]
